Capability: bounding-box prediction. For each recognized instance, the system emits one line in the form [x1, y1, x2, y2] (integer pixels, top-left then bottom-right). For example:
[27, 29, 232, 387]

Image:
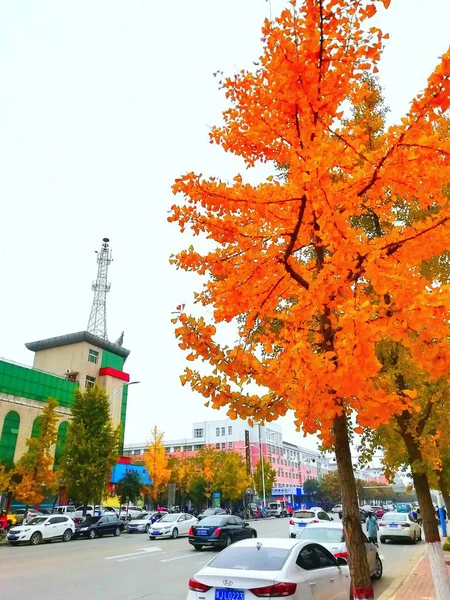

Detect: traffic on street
[0, 512, 426, 600]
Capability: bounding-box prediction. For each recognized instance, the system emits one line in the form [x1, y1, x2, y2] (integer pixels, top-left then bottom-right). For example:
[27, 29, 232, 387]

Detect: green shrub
[443, 539, 450, 552]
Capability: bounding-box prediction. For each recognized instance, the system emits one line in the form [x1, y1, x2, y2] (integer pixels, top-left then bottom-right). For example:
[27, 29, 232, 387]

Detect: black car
[198, 507, 226, 521]
[338, 509, 368, 523]
[188, 515, 257, 550]
[73, 515, 124, 539]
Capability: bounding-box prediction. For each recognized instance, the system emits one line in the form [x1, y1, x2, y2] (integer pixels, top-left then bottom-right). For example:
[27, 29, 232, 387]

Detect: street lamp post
[110, 380, 140, 400]
[259, 425, 266, 509]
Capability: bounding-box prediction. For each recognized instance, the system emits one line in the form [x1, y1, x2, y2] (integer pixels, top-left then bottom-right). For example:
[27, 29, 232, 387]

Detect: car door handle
[330, 577, 335, 582]
[309, 582, 316, 588]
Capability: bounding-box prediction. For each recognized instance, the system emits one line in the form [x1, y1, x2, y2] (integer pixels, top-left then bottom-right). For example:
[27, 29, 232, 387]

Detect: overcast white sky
[0, 0, 448, 449]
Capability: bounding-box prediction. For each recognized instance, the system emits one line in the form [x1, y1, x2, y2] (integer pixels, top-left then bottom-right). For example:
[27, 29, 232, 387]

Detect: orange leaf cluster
[169, 0, 450, 444]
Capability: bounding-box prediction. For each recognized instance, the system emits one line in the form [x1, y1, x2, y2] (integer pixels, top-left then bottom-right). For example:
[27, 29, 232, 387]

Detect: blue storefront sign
[110, 463, 151, 485]
[271, 487, 302, 496]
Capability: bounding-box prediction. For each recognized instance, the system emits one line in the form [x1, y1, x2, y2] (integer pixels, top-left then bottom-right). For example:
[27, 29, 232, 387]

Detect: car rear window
[208, 546, 291, 571]
[195, 517, 225, 526]
[297, 527, 344, 543]
[383, 513, 406, 522]
[294, 511, 314, 519]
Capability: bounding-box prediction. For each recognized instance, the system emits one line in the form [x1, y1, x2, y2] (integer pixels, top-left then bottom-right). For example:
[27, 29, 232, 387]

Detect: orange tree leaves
[169, 0, 450, 444]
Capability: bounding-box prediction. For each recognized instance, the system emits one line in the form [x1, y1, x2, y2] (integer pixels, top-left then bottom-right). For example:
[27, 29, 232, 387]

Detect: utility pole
[87, 238, 113, 339]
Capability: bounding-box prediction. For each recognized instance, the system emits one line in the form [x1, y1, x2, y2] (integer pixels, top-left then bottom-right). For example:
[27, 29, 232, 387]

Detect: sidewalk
[380, 548, 450, 600]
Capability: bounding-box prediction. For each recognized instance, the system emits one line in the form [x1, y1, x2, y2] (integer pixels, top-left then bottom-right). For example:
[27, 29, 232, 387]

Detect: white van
[52, 505, 77, 516]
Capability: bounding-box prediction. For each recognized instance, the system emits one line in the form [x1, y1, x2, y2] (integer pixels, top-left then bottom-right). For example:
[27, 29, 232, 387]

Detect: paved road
[0, 517, 425, 599]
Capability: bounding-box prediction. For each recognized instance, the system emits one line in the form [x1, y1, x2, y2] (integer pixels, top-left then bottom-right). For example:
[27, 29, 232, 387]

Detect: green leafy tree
[320, 471, 342, 505]
[61, 387, 120, 516]
[303, 478, 322, 500]
[253, 459, 276, 501]
[14, 398, 59, 519]
[115, 471, 142, 507]
[215, 452, 252, 504]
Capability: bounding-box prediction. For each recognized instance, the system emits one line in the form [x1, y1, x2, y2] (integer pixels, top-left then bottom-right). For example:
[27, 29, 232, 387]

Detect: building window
[0, 411, 20, 468]
[228, 426, 232, 435]
[194, 428, 204, 438]
[174, 446, 181, 452]
[88, 349, 99, 364]
[221, 427, 225, 436]
[228, 442, 233, 449]
[195, 444, 204, 450]
[85, 375, 96, 389]
[216, 428, 220, 436]
[221, 442, 226, 450]
[185, 445, 193, 452]
[134, 450, 141, 456]
[216, 443, 221, 449]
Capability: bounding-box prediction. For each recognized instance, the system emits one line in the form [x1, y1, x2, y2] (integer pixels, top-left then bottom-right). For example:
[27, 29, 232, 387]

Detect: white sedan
[187, 537, 350, 599]
[149, 513, 198, 539]
[295, 521, 383, 580]
[379, 512, 422, 544]
[7, 515, 75, 546]
[289, 508, 333, 538]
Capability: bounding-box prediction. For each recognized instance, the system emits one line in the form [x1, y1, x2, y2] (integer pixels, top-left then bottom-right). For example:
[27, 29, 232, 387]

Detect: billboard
[110, 463, 151, 485]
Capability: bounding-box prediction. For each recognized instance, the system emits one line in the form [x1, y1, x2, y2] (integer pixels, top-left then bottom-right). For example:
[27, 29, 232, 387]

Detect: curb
[377, 547, 428, 600]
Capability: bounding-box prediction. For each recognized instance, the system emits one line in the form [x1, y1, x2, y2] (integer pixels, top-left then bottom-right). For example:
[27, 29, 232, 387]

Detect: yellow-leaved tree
[143, 426, 171, 506]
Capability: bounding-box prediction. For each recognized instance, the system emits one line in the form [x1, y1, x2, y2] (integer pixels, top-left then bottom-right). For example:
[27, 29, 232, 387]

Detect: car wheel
[380, 537, 386, 544]
[171, 528, 179, 539]
[224, 535, 232, 548]
[149, 536, 155, 540]
[145, 524, 150, 533]
[411, 532, 417, 544]
[193, 544, 203, 551]
[114, 527, 121, 537]
[251, 532, 257, 538]
[30, 532, 41, 546]
[418, 530, 422, 542]
[88, 529, 96, 539]
[62, 529, 72, 542]
[372, 555, 383, 580]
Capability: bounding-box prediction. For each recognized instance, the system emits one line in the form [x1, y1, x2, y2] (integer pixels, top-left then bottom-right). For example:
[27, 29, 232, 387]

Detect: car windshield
[383, 513, 407, 522]
[202, 509, 215, 516]
[81, 517, 101, 526]
[27, 517, 48, 526]
[134, 513, 148, 520]
[294, 511, 314, 519]
[159, 514, 179, 522]
[297, 527, 344, 543]
[196, 516, 226, 526]
[209, 546, 291, 571]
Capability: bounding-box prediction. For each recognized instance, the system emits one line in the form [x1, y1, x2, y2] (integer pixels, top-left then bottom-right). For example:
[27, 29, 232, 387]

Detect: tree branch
[283, 195, 310, 290]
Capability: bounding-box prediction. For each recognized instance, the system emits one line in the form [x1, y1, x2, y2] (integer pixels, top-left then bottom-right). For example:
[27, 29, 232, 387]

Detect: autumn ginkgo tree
[170, 1, 450, 598]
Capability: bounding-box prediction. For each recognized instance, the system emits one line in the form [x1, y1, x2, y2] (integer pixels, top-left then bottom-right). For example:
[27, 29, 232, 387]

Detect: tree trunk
[397, 415, 450, 600]
[334, 413, 374, 600]
[438, 473, 450, 518]
[411, 470, 450, 600]
[24, 504, 29, 524]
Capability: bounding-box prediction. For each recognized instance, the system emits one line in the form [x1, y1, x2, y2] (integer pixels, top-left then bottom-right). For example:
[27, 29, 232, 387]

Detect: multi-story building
[0, 330, 131, 467]
[124, 418, 330, 502]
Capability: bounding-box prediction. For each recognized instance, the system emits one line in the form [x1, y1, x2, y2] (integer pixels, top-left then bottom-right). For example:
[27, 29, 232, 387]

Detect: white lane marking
[105, 547, 162, 560]
[160, 553, 198, 563]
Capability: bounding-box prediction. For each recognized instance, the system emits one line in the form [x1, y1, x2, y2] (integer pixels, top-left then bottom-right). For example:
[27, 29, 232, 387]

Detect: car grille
[9, 529, 19, 535]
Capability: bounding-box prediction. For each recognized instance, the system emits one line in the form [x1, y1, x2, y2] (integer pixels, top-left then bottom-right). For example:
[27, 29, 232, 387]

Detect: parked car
[151, 511, 167, 523]
[119, 505, 143, 521]
[379, 511, 422, 544]
[127, 512, 154, 533]
[198, 508, 226, 521]
[188, 515, 257, 551]
[73, 515, 124, 539]
[295, 521, 383, 580]
[149, 513, 198, 539]
[186, 537, 350, 599]
[10, 508, 42, 525]
[289, 508, 332, 538]
[331, 504, 343, 513]
[7, 515, 75, 546]
[52, 505, 77, 516]
[371, 505, 385, 519]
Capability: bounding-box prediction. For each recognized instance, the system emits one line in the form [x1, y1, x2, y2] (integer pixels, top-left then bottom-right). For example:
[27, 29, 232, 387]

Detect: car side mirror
[244, 522, 249, 527]
[45, 523, 51, 526]
[336, 557, 348, 567]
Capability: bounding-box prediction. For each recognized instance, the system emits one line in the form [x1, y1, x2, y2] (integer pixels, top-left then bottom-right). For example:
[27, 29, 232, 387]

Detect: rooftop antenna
[87, 237, 113, 339]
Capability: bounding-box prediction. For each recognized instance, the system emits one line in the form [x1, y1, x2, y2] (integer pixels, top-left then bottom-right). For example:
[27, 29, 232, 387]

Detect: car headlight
[80, 527, 88, 531]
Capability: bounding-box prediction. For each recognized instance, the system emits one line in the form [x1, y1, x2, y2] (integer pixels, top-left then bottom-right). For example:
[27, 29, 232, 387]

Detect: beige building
[0, 331, 131, 467]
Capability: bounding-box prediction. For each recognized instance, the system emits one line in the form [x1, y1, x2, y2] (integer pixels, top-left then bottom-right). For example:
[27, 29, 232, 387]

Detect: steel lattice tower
[87, 237, 113, 339]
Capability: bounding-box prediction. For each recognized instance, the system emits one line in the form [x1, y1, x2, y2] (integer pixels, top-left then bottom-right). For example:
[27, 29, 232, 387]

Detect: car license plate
[153, 531, 160, 535]
[197, 529, 208, 535]
[298, 522, 307, 527]
[389, 524, 398, 528]
[129, 527, 136, 532]
[8, 535, 18, 540]
[215, 589, 244, 600]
